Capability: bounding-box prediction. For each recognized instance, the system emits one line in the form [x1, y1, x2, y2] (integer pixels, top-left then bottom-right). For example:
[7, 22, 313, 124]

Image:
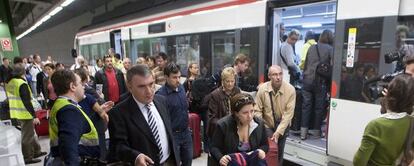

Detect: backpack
[314, 44, 332, 80]
[191, 77, 218, 114]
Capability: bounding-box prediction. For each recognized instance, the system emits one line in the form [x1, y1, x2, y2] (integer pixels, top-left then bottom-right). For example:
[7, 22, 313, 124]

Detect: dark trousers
[301, 84, 328, 130]
[265, 127, 288, 166]
[94, 119, 107, 161]
[173, 129, 193, 166]
[199, 110, 209, 152]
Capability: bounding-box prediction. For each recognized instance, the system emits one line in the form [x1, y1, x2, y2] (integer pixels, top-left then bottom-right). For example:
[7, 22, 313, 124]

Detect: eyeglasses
[234, 95, 254, 109]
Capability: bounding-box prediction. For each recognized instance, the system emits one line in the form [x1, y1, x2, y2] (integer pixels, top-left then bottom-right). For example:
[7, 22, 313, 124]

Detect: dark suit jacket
[108, 94, 180, 165]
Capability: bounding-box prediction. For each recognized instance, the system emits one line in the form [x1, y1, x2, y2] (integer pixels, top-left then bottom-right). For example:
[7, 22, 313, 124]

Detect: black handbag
[315, 44, 332, 79]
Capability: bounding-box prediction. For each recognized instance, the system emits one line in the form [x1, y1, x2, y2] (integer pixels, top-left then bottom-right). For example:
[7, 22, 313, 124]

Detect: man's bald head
[269, 65, 282, 73]
[268, 65, 283, 89]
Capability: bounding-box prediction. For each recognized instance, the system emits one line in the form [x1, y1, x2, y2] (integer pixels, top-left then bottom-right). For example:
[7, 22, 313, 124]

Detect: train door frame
[266, 0, 338, 165]
[110, 30, 123, 58]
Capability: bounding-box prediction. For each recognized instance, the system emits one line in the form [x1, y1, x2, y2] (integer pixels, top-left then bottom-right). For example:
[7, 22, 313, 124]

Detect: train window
[175, 35, 200, 76]
[240, 27, 260, 91]
[337, 17, 386, 103]
[397, 16, 414, 63]
[211, 31, 235, 74]
[80, 45, 90, 61]
[150, 38, 167, 56]
[123, 40, 130, 59]
[90, 44, 99, 64]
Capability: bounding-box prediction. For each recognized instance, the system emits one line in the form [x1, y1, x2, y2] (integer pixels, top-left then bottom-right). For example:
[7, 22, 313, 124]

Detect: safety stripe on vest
[9, 107, 29, 111]
[50, 138, 99, 147]
[7, 96, 21, 100]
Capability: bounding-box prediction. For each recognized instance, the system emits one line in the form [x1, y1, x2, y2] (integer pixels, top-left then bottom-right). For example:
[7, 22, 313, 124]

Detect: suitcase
[188, 113, 201, 158]
[265, 138, 278, 166]
[35, 109, 49, 136]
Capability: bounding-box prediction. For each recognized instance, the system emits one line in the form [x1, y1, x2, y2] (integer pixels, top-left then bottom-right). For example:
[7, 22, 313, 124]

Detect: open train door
[267, 0, 338, 165]
[110, 30, 123, 58]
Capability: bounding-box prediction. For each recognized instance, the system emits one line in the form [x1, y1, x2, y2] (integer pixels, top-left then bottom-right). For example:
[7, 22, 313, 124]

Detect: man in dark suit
[108, 64, 180, 166]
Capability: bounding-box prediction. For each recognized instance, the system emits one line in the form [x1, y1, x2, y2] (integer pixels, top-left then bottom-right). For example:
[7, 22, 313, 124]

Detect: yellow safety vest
[6, 78, 33, 120]
[49, 98, 98, 147]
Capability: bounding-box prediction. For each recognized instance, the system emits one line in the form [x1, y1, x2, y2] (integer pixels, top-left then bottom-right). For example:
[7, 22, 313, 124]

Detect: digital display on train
[148, 22, 166, 34]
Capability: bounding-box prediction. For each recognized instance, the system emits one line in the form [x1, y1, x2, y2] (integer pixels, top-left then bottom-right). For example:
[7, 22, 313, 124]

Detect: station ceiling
[9, 0, 109, 35]
[9, 0, 193, 36]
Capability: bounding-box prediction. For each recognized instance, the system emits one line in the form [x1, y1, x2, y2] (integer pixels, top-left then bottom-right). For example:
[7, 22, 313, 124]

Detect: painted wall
[0, 0, 20, 61]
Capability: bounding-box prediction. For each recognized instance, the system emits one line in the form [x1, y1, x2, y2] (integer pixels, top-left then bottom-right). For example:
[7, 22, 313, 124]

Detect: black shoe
[24, 158, 41, 164]
[34, 151, 47, 158]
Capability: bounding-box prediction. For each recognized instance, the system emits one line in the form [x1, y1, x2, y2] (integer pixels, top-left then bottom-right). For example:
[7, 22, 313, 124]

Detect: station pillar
[0, 0, 20, 60]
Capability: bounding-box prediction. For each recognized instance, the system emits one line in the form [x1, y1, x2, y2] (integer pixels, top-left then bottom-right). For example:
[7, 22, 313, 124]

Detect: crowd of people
[0, 26, 413, 166]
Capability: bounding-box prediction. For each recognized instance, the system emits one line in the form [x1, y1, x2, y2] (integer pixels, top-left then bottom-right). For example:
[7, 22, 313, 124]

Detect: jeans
[301, 84, 328, 130]
[30, 81, 37, 96]
[173, 129, 193, 166]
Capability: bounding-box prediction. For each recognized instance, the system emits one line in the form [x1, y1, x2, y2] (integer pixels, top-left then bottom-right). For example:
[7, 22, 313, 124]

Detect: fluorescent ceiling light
[18, 0, 76, 40]
[282, 15, 302, 19]
[39, 15, 51, 23]
[48, 6, 63, 16]
[302, 23, 322, 28]
[0, 20, 2, 23]
[305, 12, 336, 17]
[61, 0, 75, 7]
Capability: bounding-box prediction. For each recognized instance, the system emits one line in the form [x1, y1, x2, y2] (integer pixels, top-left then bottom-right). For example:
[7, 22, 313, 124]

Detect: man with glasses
[279, 29, 301, 84]
[254, 65, 296, 165]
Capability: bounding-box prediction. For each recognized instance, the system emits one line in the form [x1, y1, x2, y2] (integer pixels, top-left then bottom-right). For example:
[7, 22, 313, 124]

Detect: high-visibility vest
[49, 98, 98, 147]
[6, 78, 33, 120]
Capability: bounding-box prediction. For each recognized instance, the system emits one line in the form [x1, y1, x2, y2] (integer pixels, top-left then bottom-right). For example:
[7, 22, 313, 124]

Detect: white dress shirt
[133, 96, 170, 163]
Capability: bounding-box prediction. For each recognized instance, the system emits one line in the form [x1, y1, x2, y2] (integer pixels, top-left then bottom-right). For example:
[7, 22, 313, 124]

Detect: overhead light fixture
[0, 20, 2, 23]
[302, 23, 322, 28]
[17, 0, 76, 40]
[282, 15, 302, 19]
[61, 0, 75, 7]
[48, 6, 63, 16]
[39, 15, 51, 23]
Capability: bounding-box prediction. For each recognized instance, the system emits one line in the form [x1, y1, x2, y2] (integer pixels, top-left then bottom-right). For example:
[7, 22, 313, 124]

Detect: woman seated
[210, 93, 268, 166]
[354, 74, 414, 166]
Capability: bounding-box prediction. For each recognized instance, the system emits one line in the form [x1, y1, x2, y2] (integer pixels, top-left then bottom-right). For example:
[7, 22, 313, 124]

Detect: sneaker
[34, 151, 47, 158]
[24, 158, 41, 164]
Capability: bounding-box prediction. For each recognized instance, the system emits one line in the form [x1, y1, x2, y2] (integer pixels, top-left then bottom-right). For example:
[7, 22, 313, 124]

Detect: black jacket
[0, 65, 12, 83]
[107, 95, 180, 165]
[94, 67, 126, 102]
[209, 115, 268, 166]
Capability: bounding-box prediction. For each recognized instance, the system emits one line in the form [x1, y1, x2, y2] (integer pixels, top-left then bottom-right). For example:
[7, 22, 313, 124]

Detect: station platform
[27, 136, 208, 166]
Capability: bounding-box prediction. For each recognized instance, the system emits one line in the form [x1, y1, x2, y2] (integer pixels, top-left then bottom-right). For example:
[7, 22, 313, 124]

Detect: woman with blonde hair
[207, 67, 241, 141]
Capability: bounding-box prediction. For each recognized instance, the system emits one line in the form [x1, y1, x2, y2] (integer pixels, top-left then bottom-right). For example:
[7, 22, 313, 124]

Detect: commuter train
[74, 0, 414, 165]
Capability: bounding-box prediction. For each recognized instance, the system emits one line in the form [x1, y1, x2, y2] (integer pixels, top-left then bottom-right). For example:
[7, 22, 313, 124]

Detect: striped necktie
[145, 104, 163, 160]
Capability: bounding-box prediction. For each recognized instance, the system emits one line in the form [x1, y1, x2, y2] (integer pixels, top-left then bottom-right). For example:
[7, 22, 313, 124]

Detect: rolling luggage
[188, 113, 201, 158]
[35, 109, 49, 136]
[265, 138, 278, 166]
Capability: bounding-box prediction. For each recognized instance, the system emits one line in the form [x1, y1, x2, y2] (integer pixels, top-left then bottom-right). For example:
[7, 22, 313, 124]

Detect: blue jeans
[173, 129, 193, 166]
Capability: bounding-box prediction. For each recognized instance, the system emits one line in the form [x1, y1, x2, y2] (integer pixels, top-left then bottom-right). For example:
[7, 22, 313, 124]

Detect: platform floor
[27, 136, 209, 166]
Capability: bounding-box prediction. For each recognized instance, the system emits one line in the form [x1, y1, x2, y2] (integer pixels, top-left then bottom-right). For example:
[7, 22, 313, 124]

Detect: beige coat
[254, 81, 296, 136]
